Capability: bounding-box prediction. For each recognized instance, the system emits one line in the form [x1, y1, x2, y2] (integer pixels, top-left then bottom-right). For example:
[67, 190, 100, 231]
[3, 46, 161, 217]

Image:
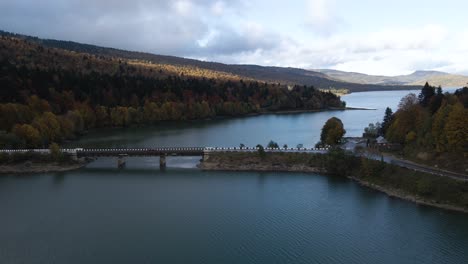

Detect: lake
[1, 88, 467, 263]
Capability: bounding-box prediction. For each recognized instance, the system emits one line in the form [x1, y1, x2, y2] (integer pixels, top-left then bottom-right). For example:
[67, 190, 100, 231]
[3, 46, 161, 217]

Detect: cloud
[209, 24, 455, 76]
[195, 22, 282, 56]
[210, 1, 226, 16]
[304, 0, 341, 35]
[0, 0, 467, 75]
[0, 0, 251, 56]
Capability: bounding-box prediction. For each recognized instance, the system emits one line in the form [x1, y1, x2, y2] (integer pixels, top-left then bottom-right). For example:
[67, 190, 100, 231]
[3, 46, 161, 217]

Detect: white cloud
[304, 0, 340, 34]
[194, 21, 284, 55]
[211, 1, 225, 16]
[1, 0, 467, 75]
[209, 24, 456, 76]
[172, 0, 194, 16]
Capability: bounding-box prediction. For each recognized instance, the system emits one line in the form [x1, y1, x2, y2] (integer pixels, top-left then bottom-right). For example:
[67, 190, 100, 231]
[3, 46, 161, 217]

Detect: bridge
[0, 147, 329, 169]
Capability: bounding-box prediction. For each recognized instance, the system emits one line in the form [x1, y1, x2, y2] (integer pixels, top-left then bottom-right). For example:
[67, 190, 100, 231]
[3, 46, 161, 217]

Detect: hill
[0, 34, 345, 148]
[316, 69, 468, 87]
[0, 30, 420, 93]
[409, 74, 468, 87]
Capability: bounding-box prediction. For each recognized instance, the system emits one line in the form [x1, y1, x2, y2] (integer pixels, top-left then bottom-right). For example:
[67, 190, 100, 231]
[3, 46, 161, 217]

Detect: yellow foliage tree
[320, 117, 346, 146]
[12, 124, 41, 148]
[444, 103, 468, 152]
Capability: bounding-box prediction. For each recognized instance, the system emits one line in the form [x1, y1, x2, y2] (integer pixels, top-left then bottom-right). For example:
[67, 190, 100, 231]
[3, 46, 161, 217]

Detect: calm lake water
[1, 88, 467, 264]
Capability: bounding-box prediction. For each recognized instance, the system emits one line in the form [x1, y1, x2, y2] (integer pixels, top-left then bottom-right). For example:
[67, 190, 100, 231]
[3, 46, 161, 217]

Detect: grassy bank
[201, 150, 468, 212]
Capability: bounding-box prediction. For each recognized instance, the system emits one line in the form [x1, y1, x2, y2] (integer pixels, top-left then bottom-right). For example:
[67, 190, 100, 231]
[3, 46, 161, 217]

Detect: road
[361, 151, 468, 181]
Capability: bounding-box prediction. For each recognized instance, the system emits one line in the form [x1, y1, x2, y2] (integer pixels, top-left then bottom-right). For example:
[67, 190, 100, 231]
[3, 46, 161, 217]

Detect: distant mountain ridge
[0, 30, 422, 93]
[315, 69, 468, 87]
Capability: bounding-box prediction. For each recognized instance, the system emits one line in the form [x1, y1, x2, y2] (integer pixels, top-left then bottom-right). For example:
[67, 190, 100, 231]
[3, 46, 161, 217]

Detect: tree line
[0, 36, 344, 148]
[385, 83, 467, 153]
[363, 83, 467, 171]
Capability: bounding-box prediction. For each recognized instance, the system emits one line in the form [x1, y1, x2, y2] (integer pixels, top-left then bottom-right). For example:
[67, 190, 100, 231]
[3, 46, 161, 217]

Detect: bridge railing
[0, 147, 329, 155]
[204, 147, 329, 152]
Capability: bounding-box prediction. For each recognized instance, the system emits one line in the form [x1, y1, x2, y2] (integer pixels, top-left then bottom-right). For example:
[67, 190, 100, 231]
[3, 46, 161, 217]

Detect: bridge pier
[117, 155, 126, 168]
[202, 151, 210, 162]
[159, 154, 166, 170]
[70, 151, 78, 161]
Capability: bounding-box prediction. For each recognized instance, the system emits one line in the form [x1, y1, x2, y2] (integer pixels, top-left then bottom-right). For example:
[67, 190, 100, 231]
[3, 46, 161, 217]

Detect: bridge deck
[78, 147, 205, 157]
[0, 147, 329, 157]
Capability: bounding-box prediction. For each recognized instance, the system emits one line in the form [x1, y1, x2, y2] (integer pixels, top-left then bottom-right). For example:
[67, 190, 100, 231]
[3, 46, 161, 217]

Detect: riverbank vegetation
[0, 35, 344, 149]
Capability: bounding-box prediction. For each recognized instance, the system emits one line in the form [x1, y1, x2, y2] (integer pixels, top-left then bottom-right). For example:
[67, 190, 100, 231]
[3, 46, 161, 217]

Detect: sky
[1, 0, 467, 76]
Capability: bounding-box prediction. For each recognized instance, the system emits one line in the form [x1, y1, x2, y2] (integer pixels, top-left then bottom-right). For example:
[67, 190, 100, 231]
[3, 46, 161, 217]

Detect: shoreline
[78, 106, 376, 133]
[0, 161, 87, 174]
[349, 176, 468, 214]
[254, 107, 376, 115]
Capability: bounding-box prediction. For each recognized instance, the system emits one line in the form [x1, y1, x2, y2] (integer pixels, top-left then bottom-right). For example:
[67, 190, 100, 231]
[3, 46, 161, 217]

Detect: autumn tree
[398, 93, 418, 111]
[95, 106, 109, 127]
[431, 102, 451, 152]
[444, 102, 468, 152]
[49, 142, 62, 161]
[12, 124, 41, 148]
[320, 117, 346, 146]
[58, 116, 75, 139]
[67, 111, 85, 134]
[33, 112, 62, 145]
[27, 95, 51, 115]
[110, 107, 130, 127]
[0, 103, 34, 131]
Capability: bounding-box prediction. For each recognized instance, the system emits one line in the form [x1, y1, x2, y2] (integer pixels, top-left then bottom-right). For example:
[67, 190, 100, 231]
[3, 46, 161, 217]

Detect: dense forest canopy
[0, 36, 344, 148]
[369, 83, 468, 171]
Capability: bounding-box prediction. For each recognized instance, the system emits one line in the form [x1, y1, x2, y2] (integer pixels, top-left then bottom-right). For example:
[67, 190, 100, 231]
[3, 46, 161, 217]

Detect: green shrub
[416, 178, 434, 196]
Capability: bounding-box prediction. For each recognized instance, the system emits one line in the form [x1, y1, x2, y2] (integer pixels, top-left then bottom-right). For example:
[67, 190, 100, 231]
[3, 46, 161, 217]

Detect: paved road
[362, 151, 468, 181]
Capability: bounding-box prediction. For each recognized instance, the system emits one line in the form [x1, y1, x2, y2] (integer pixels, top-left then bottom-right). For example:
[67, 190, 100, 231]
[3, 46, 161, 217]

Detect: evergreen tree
[418, 82, 435, 107]
[380, 107, 393, 136]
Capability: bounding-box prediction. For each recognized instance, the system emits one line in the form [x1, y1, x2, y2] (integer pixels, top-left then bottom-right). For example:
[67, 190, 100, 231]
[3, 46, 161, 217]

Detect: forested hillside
[0, 35, 343, 148]
[383, 83, 468, 172]
[0, 30, 421, 93]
